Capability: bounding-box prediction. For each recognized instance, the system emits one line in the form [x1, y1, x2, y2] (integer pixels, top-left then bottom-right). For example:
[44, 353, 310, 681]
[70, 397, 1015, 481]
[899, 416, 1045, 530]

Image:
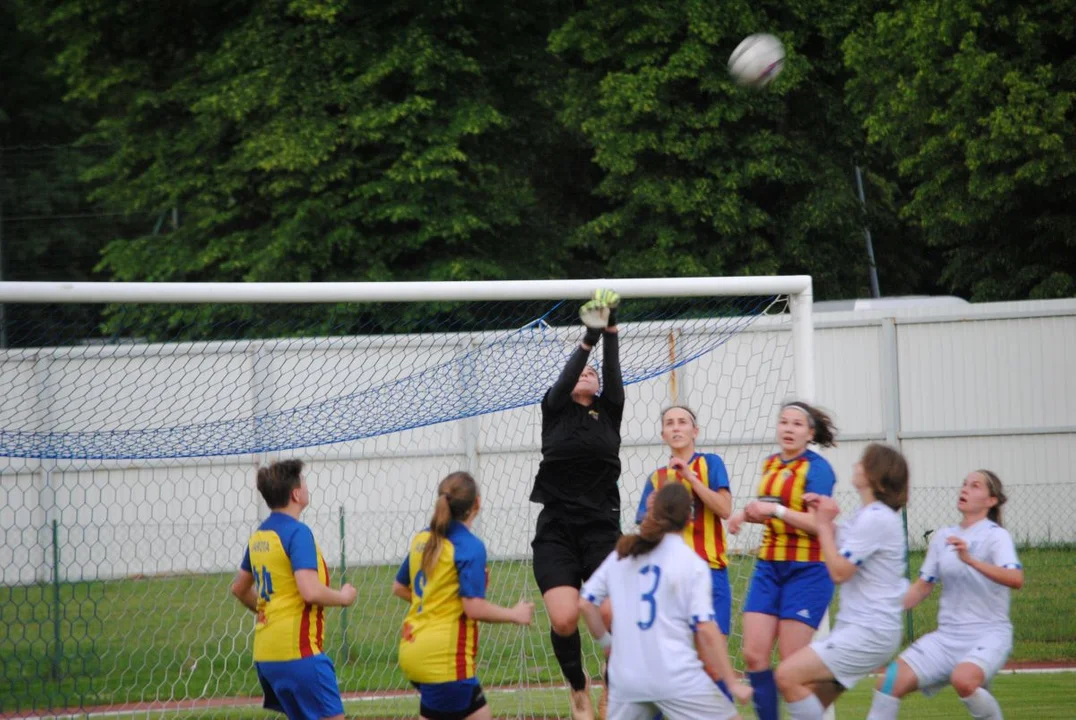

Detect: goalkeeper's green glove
[593, 288, 620, 328]
[580, 298, 607, 346]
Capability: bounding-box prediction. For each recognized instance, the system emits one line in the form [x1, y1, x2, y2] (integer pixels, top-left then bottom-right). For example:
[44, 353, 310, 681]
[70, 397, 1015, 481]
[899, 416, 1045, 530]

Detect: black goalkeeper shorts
[532, 507, 621, 595]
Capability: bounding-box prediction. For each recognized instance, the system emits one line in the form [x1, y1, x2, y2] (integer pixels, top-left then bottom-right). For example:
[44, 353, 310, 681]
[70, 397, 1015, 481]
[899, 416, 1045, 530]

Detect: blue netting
[0, 296, 781, 459]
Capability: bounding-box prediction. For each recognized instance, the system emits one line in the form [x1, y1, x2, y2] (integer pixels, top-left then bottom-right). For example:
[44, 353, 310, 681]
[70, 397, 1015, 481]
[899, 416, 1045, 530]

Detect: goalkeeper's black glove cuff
[583, 327, 602, 347]
[605, 308, 618, 329]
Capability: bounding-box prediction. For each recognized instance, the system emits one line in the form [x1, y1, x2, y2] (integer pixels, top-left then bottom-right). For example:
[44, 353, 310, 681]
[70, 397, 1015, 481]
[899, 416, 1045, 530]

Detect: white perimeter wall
[1, 299, 1073, 585]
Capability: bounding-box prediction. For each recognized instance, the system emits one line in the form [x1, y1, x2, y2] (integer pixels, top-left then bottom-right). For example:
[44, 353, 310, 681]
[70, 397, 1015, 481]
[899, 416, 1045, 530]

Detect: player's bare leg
[774, 645, 836, 720]
[952, 662, 1003, 720]
[597, 598, 612, 719]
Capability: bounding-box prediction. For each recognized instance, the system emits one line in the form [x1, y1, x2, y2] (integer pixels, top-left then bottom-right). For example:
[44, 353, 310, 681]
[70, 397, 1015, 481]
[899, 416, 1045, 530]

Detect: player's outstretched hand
[512, 600, 536, 626]
[593, 288, 620, 307]
[811, 496, 841, 524]
[580, 288, 621, 329]
[727, 510, 745, 535]
[580, 299, 611, 330]
[670, 456, 701, 486]
[595, 288, 620, 327]
[729, 680, 754, 706]
[339, 583, 358, 607]
[947, 536, 973, 565]
[743, 500, 772, 523]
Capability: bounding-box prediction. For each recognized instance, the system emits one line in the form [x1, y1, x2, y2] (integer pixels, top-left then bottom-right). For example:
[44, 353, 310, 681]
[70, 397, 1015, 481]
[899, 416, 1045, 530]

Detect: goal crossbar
[0, 276, 812, 304]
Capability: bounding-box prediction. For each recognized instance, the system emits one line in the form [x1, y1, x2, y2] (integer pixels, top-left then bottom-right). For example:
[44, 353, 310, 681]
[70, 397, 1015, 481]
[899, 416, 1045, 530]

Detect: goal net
[0, 277, 812, 719]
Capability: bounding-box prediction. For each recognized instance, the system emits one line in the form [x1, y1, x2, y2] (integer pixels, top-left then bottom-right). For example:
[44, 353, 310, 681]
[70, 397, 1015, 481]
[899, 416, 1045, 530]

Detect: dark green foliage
[2, 0, 1073, 342]
[844, 0, 1076, 300]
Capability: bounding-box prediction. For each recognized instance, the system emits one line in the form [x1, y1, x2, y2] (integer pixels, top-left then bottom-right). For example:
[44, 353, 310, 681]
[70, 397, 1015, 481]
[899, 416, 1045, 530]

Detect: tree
[844, 0, 1076, 300]
[0, 3, 125, 346]
[17, 0, 592, 338]
[548, 0, 918, 299]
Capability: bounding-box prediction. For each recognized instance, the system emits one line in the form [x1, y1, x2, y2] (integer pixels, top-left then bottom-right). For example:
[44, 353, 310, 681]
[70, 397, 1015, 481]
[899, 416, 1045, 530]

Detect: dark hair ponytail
[617, 484, 692, 559]
[420, 472, 479, 579]
[976, 469, 1007, 526]
[782, 401, 838, 448]
[256, 459, 304, 509]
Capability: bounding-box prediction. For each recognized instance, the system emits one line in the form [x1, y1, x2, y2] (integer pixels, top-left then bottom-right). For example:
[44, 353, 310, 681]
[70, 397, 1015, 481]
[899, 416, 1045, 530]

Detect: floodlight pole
[855, 164, 882, 299]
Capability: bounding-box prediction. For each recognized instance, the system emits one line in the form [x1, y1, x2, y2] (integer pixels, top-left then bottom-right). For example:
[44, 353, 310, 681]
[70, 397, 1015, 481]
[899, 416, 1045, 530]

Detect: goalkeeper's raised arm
[529, 288, 624, 720]
[598, 289, 623, 409]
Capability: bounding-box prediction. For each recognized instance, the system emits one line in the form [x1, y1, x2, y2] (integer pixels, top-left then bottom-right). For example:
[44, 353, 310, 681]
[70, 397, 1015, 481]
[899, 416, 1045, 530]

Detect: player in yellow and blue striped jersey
[727, 401, 839, 720]
[230, 459, 356, 720]
[393, 471, 534, 720]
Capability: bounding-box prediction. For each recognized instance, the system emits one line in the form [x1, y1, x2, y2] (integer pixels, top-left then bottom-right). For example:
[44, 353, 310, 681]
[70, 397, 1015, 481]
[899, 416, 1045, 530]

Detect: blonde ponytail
[419, 472, 478, 579]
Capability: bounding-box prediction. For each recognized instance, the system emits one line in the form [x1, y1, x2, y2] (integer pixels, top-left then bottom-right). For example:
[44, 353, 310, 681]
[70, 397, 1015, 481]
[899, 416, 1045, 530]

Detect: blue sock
[716, 679, 733, 702]
[747, 669, 779, 720]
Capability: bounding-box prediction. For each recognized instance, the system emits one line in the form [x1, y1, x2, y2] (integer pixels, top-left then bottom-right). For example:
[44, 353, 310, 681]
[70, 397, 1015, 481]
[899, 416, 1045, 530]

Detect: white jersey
[834, 501, 908, 633]
[919, 518, 1020, 631]
[581, 534, 716, 703]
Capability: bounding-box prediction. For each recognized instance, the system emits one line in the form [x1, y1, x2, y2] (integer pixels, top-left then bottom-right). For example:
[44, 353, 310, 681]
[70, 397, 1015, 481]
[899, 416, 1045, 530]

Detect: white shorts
[900, 627, 1012, 697]
[810, 622, 901, 690]
[607, 692, 739, 720]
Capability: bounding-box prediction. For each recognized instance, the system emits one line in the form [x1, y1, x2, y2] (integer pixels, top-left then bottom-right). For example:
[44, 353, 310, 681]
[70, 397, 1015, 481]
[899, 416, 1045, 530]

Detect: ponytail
[420, 472, 479, 579]
[977, 469, 1007, 526]
[782, 401, 838, 448]
[617, 484, 692, 559]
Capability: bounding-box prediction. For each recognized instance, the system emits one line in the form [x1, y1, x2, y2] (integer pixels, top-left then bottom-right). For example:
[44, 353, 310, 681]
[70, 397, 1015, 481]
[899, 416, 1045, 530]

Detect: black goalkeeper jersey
[530, 333, 624, 517]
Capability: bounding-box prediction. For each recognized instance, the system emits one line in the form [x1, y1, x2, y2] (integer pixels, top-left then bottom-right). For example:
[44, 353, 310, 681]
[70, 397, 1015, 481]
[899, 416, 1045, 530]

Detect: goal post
[0, 276, 813, 304]
[0, 276, 818, 719]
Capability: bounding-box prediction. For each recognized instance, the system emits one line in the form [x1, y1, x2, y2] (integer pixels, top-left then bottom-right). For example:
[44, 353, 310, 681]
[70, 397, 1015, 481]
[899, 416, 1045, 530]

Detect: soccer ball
[728, 33, 785, 87]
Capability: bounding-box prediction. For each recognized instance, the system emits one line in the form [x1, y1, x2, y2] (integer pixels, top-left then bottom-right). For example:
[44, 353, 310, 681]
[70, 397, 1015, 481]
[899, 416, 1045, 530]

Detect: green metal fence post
[51, 519, 63, 682]
[902, 506, 913, 644]
[339, 505, 349, 661]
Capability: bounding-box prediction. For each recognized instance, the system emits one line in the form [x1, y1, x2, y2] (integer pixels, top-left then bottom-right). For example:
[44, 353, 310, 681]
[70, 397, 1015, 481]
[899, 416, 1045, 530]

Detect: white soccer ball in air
[728, 33, 785, 87]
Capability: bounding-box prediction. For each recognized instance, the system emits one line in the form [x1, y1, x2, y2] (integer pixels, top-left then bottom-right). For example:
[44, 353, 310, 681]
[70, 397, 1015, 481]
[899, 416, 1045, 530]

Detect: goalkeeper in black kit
[530, 289, 623, 720]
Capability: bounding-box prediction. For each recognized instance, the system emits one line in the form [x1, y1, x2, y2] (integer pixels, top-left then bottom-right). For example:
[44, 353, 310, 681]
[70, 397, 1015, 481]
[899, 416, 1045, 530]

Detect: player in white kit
[774, 443, 910, 720]
[578, 483, 753, 720]
[867, 469, 1023, 720]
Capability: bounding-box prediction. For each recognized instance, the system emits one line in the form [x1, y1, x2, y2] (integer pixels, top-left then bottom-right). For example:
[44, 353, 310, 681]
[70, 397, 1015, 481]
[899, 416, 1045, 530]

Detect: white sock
[867, 690, 901, 720]
[961, 688, 1003, 720]
[786, 695, 825, 720]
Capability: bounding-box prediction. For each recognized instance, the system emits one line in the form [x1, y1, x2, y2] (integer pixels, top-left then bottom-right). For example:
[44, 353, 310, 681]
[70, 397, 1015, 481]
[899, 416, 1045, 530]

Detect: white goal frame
[0, 275, 815, 400]
[0, 275, 832, 718]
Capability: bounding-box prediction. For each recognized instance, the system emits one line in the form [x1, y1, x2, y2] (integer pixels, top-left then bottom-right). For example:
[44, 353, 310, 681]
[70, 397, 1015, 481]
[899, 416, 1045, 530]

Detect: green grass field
[11, 674, 1072, 719]
[2, 547, 1072, 717]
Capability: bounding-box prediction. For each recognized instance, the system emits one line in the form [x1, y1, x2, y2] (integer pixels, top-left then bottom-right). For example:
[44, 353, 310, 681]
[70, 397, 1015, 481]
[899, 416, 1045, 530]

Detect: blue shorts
[710, 568, 732, 636]
[412, 678, 487, 720]
[743, 560, 834, 629]
[256, 654, 344, 720]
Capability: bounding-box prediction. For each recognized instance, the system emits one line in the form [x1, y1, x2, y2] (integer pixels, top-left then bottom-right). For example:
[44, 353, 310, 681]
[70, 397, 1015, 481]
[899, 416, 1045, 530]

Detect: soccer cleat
[569, 686, 595, 720]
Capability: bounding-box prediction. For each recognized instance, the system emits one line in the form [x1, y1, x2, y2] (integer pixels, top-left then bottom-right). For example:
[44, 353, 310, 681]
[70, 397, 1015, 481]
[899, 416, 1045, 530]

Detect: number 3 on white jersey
[637, 564, 662, 630]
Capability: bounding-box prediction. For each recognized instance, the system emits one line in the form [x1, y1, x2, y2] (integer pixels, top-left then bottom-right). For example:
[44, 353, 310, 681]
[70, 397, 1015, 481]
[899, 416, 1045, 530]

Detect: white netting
[0, 292, 797, 718]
